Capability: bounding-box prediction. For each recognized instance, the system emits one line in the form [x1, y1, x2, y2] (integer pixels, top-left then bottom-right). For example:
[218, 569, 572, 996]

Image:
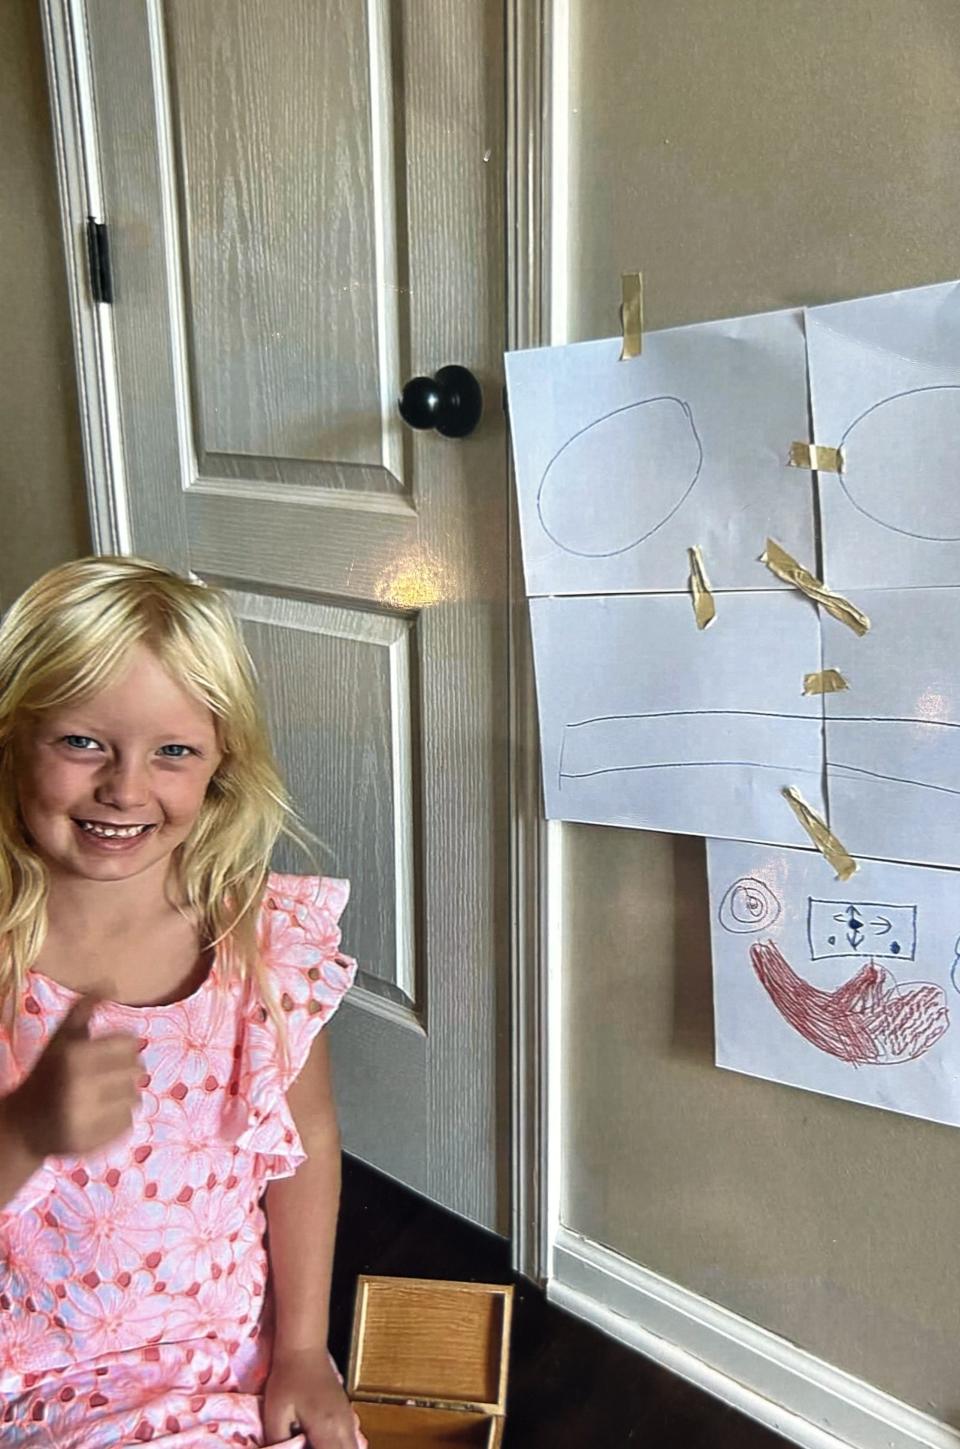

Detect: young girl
[0, 556, 366, 1448]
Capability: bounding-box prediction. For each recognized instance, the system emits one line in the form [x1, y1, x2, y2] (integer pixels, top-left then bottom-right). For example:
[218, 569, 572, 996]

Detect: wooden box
[347, 1275, 514, 1448]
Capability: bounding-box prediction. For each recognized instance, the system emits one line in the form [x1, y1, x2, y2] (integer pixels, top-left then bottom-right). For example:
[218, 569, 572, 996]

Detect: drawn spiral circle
[718, 877, 781, 934]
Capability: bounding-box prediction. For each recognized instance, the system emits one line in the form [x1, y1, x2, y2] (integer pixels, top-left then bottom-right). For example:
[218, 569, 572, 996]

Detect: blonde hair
[0, 555, 311, 1023]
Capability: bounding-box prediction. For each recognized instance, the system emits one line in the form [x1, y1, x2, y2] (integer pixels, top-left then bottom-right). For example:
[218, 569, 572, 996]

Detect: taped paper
[788, 441, 843, 473]
[529, 591, 824, 848]
[504, 306, 812, 596]
[687, 546, 716, 629]
[760, 539, 870, 637]
[709, 840, 960, 1130]
[619, 271, 644, 360]
[807, 279, 960, 591]
[781, 786, 857, 880]
[821, 587, 960, 870]
[802, 668, 848, 696]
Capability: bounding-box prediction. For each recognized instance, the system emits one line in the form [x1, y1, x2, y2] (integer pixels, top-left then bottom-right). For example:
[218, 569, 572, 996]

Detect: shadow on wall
[670, 835, 715, 1059]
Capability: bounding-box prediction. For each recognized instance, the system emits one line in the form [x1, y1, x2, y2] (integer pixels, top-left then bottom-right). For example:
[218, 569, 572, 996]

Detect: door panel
[234, 589, 416, 1008]
[165, 0, 407, 491]
[81, 0, 507, 1227]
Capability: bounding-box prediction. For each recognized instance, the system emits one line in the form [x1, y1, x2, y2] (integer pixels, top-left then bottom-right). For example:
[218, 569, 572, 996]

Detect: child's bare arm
[266, 1031, 342, 1350]
[264, 1032, 358, 1446]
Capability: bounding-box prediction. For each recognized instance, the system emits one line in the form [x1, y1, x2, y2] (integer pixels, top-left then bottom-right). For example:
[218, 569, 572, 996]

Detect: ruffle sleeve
[225, 872, 357, 1181]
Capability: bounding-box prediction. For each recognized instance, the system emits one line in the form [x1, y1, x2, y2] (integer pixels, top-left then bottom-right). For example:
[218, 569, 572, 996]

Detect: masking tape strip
[802, 668, 849, 696]
[782, 787, 857, 881]
[687, 545, 716, 629]
[788, 442, 843, 473]
[619, 271, 643, 360]
[760, 539, 870, 637]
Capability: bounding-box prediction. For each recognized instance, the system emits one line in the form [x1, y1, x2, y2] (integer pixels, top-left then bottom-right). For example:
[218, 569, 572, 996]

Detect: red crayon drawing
[749, 941, 949, 1065]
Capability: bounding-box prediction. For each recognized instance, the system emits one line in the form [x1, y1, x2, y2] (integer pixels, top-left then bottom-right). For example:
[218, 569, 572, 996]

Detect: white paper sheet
[822, 587, 960, 869]
[530, 591, 824, 845]
[708, 839, 960, 1128]
[806, 279, 960, 590]
[505, 308, 813, 597]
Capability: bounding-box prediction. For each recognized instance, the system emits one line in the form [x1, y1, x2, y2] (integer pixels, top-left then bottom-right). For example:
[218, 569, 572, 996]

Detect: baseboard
[550, 1228, 959, 1449]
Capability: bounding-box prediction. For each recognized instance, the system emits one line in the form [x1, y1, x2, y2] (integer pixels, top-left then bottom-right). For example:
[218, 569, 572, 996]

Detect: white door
[67, 0, 509, 1230]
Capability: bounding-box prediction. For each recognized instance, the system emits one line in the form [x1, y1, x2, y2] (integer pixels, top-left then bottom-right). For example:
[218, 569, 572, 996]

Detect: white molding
[144, 0, 195, 497]
[341, 984, 425, 1038]
[505, 0, 561, 1281]
[365, 0, 404, 485]
[186, 473, 417, 516]
[546, 0, 571, 346]
[552, 1229, 960, 1449]
[505, 0, 544, 1279]
[40, 0, 129, 554]
[505, 0, 571, 1283]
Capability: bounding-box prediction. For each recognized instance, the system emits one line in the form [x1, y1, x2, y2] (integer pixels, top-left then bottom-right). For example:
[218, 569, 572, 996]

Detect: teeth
[79, 822, 151, 839]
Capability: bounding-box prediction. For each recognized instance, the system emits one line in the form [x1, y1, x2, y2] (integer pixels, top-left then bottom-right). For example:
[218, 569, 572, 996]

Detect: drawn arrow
[842, 904, 865, 951]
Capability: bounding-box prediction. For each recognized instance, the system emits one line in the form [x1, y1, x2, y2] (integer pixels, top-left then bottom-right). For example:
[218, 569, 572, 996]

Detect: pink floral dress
[0, 873, 366, 1448]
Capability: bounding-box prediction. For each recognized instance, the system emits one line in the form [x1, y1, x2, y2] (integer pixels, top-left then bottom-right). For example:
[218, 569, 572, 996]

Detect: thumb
[56, 992, 103, 1041]
[261, 1392, 300, 1443]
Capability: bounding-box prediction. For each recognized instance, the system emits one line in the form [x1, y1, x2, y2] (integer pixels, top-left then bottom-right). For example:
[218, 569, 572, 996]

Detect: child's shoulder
[260, 871, 351, 927]
[253, 873, 357, 1079]
[257, 871, 353, 968]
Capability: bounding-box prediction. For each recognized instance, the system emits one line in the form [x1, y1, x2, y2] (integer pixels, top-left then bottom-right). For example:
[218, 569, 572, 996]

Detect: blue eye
[64, 735, 100, 751]
[60, 736, 196, 759]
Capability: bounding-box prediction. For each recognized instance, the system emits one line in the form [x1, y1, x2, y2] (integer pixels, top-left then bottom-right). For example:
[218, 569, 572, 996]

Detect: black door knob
[397, 365, 483, 439]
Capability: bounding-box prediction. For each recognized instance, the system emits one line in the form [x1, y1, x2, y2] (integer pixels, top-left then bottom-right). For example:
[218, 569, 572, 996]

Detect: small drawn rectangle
[807, 898, 917, 962]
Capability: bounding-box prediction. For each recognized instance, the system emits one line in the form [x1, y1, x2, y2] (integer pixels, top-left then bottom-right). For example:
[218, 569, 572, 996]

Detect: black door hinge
[86, 217, 113, 304]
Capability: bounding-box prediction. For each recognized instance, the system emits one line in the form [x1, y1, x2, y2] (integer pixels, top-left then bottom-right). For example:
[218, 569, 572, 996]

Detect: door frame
[504, 0, 568, 1282]
[40, 0, 562, 1280]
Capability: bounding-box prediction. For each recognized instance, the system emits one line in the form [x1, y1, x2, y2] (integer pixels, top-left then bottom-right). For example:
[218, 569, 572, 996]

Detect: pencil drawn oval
[839, 385, 960, 542]
[536, 395, 703, 557]
[718, 876, 781, 934]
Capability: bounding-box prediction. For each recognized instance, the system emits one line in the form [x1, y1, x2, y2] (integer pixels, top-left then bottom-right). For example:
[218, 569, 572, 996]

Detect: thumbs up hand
[3, 993, 143, 1160]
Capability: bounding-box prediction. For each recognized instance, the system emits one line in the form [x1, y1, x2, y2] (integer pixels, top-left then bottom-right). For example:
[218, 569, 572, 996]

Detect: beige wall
[0, 0, 89, 610]
[562, 0, 960, 1419]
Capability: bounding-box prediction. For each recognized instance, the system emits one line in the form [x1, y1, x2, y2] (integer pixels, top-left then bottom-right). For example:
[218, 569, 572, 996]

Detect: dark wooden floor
[331, 1155, 794, 1448]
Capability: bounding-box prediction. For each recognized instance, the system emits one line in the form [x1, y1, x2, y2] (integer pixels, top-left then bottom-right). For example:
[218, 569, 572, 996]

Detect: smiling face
[15, 643, 223, 891]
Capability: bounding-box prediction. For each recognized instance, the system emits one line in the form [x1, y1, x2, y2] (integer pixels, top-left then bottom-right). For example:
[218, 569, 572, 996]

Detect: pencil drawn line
[828, 762, 960, 798]
[536, 395, 703, 558]
[829, 716, 960, 731]
[566, 710, 960, 731]
[566, 709, 817, 729]
[837, 385, 960, 542]
[560, 759, 822, 782]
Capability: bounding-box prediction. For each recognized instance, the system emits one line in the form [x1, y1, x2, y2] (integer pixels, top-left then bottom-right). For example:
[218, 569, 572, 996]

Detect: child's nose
[94, 758, 151, 811]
